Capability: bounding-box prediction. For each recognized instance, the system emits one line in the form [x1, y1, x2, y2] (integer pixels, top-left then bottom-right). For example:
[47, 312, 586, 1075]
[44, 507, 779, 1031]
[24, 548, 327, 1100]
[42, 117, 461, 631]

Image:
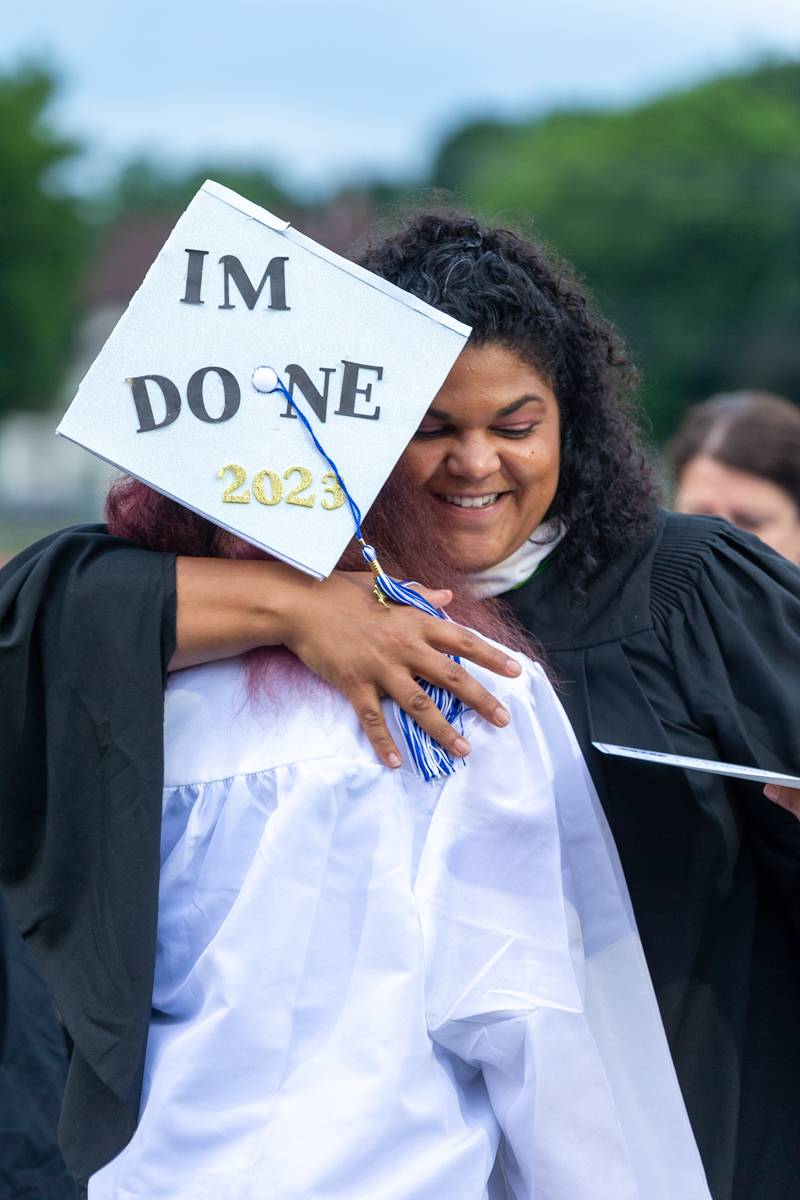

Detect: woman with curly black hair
[358, 211, 656, 591]
[2, 210, 800, 1200]
[360, 215, 800, 1200]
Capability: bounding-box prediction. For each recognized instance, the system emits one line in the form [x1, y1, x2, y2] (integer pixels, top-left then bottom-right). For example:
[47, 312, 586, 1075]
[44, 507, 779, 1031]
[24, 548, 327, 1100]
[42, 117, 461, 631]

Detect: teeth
[442, 493, 499, 508]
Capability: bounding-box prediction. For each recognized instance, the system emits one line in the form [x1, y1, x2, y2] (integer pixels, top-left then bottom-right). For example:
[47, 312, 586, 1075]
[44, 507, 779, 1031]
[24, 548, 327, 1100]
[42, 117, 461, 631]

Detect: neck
[470, 521, 565, 599]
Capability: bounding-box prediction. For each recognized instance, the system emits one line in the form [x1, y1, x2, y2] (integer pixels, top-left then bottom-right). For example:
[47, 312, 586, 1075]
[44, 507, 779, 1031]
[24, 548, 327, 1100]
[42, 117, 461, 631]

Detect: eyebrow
[426, 394, 546, 421]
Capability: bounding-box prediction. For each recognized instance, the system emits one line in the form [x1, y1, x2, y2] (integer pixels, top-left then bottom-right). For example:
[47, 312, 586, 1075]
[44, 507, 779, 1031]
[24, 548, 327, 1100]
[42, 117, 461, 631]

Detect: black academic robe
[0, 512, 798, 1197]
[0, 527, 175, 1184]
[505, 510, 800, 1200]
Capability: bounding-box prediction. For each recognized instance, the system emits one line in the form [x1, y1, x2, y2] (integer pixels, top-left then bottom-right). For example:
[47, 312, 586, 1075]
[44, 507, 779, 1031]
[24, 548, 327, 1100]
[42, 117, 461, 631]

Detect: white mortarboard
[58, 181, 470, 579]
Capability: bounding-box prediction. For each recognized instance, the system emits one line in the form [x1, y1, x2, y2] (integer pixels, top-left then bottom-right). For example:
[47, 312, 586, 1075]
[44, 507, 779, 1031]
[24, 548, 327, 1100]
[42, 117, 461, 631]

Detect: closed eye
[413, 423, 540, 440]
[412, 425, 452, 440]
[731, 512, 768, 531]
[492, 423, 539, 439]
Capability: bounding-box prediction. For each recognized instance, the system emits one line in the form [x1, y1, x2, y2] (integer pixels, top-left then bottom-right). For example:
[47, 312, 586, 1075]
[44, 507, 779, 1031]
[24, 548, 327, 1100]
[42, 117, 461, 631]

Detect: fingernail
[764, 785, 779, 801]
[454, 737, 471, 757]
[505, 658, 522, 675]
[494, 704, 510, 726]
[387, 752, 402, 768]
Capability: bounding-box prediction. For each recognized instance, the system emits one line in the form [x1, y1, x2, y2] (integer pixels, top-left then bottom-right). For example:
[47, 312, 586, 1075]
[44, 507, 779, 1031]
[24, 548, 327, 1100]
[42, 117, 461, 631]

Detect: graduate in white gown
[88, 631, 710, 1199]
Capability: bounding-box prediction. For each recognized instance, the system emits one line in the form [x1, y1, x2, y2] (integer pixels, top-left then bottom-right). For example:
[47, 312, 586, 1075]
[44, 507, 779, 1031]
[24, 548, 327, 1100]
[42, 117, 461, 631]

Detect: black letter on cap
[218, 256, 290, 311]
[187, 367, 241, 423]
[280, 364, 337, 423]
[130, 374, 181, 433]
[181, 249, 209, 305]
[336, 361, 383, 421]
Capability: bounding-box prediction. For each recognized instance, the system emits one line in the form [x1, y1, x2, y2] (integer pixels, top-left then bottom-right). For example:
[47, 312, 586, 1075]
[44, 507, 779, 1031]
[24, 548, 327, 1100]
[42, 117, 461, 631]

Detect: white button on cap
[252, 366, 280, 393]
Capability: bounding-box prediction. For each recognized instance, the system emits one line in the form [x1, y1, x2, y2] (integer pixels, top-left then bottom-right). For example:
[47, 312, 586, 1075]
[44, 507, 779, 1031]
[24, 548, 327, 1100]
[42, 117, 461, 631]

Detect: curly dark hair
[357, 211, 657, 589]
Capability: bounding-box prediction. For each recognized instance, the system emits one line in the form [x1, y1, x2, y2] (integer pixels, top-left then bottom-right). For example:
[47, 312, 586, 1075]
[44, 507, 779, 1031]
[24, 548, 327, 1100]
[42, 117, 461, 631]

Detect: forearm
[170, 553, 518, 767]
[171, 556, 313, 670]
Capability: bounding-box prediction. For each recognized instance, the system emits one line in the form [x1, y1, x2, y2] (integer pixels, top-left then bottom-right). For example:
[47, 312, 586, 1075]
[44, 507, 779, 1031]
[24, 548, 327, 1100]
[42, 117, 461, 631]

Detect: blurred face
[401, 344, 561, 572]
[675, 454, 800, 563]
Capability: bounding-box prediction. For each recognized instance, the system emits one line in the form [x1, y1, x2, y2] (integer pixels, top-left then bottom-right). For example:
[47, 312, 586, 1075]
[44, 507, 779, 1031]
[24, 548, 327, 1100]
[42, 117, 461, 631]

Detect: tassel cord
[270, 374, 465, 781]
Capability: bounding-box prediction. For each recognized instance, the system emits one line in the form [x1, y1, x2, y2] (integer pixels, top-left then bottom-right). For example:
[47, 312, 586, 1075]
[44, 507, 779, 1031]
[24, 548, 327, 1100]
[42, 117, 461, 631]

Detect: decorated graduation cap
[58, 180, 472, 778]
[59, 180, 469, 578]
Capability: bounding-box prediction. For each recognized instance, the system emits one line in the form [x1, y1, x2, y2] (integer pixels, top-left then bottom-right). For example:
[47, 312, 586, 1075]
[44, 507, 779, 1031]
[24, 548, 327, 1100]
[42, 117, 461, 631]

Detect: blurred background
[1, 0, 799, 559]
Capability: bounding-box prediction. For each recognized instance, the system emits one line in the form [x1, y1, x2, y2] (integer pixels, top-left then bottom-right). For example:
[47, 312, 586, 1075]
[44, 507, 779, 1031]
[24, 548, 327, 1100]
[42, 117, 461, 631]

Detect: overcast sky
[5, 0, 800, 195]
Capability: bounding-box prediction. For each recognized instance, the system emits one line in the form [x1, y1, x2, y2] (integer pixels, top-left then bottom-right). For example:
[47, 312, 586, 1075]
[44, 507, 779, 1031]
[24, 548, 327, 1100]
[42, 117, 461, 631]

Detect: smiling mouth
[433, 492, 506, 510]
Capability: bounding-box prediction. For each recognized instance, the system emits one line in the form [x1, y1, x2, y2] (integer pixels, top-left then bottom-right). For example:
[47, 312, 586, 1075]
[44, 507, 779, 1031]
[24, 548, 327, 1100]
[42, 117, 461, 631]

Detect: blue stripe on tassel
[264, 371, 465, 782]
[362, 544, 465, 782]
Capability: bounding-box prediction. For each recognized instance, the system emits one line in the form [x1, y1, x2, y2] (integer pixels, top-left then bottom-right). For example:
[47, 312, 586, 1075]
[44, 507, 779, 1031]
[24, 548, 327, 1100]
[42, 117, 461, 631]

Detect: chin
[448, 542, 504, 574]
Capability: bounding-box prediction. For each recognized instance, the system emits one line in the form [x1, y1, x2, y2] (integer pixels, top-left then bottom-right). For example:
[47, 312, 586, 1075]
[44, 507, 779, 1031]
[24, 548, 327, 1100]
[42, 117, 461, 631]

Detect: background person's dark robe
[0, 511, 798, 1200]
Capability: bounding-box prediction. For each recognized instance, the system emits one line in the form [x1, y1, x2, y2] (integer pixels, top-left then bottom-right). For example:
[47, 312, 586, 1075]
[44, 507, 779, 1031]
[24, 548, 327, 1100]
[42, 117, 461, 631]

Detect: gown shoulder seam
[650, 512, 732, 625]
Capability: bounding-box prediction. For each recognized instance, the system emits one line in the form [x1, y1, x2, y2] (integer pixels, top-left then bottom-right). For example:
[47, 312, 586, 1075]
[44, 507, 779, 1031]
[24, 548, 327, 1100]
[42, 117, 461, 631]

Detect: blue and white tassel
[252, 364, 465, 781]
[360, 544, 466, 781]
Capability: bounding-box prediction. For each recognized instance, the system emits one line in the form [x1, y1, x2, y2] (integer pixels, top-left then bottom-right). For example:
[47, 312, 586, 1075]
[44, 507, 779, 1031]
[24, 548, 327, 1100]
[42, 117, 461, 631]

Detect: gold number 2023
[218, 464, 345, 511]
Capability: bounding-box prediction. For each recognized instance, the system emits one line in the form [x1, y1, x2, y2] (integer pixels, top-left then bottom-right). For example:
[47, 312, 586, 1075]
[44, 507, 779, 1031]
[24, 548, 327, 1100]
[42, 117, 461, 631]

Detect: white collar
[470, 520, 565, 599]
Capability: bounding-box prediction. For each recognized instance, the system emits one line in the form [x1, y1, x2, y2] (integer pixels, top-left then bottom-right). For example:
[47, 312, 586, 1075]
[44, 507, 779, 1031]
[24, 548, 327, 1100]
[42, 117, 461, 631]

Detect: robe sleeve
[0, 524, 176, 1180]
[653, 521, 800, 933]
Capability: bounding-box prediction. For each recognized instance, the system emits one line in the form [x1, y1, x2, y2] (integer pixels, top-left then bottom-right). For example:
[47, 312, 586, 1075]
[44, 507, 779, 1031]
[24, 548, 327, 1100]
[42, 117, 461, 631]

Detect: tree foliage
[3, 57, 799, 445]
[95, 157, 293, 224]
[0, 64, 88, 418]
[429, 60, 800, 438]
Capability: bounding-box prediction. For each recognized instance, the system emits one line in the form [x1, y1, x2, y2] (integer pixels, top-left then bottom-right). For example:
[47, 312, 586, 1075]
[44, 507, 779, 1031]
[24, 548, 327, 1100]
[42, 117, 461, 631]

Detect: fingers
[404, 645, 512, 729]
[295, 576, 525, 771]
[382, 671, 473, 760]
[405, 584, 454, 609]
[350, 675, 474, 768]
[764, 784, 800, 819]
[349, 685, 403, 770]
[425, 621, 523, 679]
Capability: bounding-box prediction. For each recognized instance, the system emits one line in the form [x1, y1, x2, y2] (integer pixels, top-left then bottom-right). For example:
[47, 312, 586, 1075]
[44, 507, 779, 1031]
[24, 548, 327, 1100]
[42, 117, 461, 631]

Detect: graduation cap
[58, 180, 470, 579]
[58, 181, 472, 779]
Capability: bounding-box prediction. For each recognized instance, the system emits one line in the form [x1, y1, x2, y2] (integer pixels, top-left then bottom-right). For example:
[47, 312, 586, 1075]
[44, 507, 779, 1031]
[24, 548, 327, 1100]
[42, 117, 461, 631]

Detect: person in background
[667, 390, 800, 563]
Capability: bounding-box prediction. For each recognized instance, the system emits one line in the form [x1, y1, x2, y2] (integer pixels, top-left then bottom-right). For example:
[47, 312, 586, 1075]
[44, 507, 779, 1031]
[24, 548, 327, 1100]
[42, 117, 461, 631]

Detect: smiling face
[400, 343, 561, 572]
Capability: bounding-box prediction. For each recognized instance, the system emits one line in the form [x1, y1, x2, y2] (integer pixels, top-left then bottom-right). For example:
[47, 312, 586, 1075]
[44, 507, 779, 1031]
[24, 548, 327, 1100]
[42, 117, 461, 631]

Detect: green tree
[96, 157, 294, 224]
[430, 60, 800, 439]
[0, 63, 88, 418]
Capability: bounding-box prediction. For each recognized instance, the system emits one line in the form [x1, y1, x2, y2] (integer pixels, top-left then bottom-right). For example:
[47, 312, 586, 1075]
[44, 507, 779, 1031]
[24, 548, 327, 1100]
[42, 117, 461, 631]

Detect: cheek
[512, 437, 560, 490]
[544, 436, 561, 483]
[773, 512, 800, 552]
[401, 445, 440, 486]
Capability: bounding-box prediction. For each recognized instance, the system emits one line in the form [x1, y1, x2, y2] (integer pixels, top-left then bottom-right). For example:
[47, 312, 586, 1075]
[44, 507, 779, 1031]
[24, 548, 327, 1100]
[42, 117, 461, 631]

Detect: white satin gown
[89, 648, 711, 1199]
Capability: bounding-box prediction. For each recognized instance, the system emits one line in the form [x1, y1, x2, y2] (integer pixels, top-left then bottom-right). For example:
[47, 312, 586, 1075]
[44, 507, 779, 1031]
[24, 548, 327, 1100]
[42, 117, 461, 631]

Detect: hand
[173, 558, 523, 769]
[283, 570, 521, 768]
[763, 784, 800, 819]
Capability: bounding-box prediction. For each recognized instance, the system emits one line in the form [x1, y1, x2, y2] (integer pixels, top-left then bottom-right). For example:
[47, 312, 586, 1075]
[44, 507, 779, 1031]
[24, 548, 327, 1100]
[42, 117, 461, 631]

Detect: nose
[445, 433, 501, 481]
